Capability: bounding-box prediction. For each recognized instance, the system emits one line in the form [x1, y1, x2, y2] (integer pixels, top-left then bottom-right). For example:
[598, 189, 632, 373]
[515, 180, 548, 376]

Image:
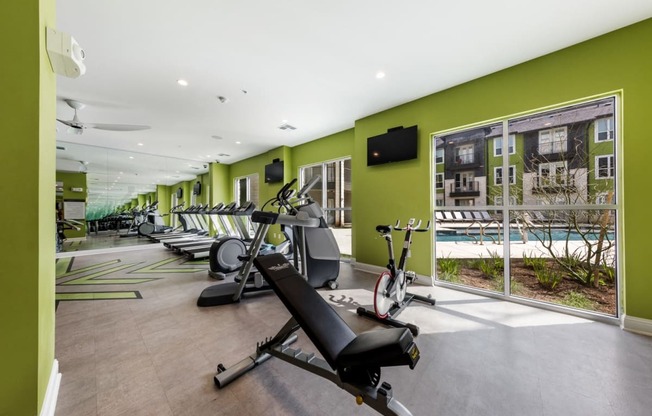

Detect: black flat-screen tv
[176, 187, 183, 199]
[265, 160, 284, 183]
[367, 125, 418, 166]
[193, 181, 202, 195]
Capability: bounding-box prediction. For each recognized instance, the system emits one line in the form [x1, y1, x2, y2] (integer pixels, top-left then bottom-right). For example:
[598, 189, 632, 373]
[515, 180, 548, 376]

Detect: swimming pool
[435, 228, 615, 242]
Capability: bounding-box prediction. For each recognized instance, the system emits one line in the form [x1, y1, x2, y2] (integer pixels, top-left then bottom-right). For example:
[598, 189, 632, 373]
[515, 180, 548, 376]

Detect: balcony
[449, 181, 480, 197]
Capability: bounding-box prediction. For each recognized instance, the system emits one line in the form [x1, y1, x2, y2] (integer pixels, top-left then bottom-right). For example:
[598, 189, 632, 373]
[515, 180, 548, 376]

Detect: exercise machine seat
[254, 253, 355, 368]
[337, 328, 417, 369]
[254, 253, 418, 370]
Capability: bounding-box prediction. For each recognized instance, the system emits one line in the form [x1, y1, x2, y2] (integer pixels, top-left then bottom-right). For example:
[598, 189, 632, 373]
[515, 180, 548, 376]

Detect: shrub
[438, 256, 459, 282]
[534, 267, 563, 290]
[559, 290, 594, 310]
[523, 252, 547, 270]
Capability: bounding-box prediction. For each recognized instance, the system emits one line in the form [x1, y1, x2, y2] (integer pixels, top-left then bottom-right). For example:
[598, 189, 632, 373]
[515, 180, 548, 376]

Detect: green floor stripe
[60, 263, 158, 285]
[129, 257, 205, 274]
[56, 291, 141, 301]
[183, 258, 210, 265]
[56, 257, 73, 277]
[56, 259, 122, 278]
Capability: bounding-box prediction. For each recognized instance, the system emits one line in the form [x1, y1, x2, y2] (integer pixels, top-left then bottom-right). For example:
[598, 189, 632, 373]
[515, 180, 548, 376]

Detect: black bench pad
[254, 253, 356, 369]
[337, 328, 415, 368]
[254, 253, 418, 371]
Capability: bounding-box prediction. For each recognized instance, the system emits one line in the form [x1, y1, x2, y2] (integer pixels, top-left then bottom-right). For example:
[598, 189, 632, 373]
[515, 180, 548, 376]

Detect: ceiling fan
[57, 98, 151, 135]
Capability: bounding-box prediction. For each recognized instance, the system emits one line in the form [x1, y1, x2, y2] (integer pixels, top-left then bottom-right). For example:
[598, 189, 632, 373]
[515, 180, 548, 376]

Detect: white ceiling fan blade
[90, 123, 151, 131]
[56, 118, 76, 127]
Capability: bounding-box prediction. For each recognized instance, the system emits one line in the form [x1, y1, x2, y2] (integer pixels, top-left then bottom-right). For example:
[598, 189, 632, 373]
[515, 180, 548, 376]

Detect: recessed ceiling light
[235, 141, 241, 145]
[137, 143, 144, 146]
[129, 156, 134, 159]
[177, 79, 188, 86]
[376, 71, 386, 79]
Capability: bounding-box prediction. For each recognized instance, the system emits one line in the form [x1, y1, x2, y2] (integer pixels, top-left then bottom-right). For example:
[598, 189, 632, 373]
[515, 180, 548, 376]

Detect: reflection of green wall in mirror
[55, 171, 88, 238]
[137, 194, 146, 207]
[156, 185, 171, 226]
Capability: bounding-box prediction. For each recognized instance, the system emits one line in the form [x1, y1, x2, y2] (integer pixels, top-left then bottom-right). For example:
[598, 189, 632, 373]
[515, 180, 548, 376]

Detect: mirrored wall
[56, 141, 208, 251]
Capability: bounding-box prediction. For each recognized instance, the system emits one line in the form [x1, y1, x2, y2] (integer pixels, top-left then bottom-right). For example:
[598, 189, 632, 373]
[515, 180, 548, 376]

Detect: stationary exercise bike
[357, 218, 435, 336]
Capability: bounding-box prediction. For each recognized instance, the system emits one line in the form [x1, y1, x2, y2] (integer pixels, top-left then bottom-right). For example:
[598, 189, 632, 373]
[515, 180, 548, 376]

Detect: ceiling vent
[278, 123, 297, 131]
[218, 153, 230, 157]
[56, 145, 66, 150]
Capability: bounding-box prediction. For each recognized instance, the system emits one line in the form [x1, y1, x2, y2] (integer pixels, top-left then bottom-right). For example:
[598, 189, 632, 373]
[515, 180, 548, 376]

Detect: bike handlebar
[379, 218, 431, 233]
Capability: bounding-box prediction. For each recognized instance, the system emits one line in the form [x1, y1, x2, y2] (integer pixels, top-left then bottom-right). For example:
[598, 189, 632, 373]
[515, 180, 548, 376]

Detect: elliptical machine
[197, 176, 340, 307]
[137, 201, 174, 236]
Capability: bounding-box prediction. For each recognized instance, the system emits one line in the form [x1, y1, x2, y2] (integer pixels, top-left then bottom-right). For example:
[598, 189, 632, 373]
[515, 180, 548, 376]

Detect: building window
[455, 144, 474, 164]
[435, 173, 444, 189]
[455, 198, 475, 207]
[538, 161, 568, 186]
[435, 148, 444, 164]
[595, 117, 614, 142]
[494, 165, 516, 185]
[494, 195, 517, 206]
[454, 171, 475, 191]
[538, 127, 567, 154]
[596, 155, 614, 179]
[494, 134, 515, 156]
[435, 198, 444, 207]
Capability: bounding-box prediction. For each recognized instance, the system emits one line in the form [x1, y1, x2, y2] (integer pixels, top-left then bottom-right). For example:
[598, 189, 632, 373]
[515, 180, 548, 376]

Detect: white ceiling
[54, 0, 652, 206]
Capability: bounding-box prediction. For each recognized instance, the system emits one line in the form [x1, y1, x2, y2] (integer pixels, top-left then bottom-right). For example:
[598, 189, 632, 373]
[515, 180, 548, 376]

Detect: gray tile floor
[54, 248, 652, 416]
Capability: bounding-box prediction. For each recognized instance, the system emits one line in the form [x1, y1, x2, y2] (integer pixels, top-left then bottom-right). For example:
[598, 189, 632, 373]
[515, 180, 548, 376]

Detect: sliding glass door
[299, 158, 352, 255]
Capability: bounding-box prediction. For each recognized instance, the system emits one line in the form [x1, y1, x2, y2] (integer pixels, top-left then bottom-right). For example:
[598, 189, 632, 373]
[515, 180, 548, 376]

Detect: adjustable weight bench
[214, 253, 420, 416]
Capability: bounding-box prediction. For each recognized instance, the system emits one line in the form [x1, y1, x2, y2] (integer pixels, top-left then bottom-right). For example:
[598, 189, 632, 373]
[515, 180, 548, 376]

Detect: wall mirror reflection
[56, 141, 208, 252]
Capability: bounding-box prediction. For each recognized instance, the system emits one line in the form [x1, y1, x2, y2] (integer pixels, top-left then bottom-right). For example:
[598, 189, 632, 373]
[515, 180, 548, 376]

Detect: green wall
[209, 162, 230, 206]
[291, 129, 354, 174]
[352, 18, 652, 320]
[230, 146, 292, 207]
[0, 0, 56, 414]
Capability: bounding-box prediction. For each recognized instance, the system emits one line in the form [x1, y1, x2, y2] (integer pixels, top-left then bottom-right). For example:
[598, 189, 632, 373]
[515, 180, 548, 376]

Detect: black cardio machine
[197, 177, 340, 306]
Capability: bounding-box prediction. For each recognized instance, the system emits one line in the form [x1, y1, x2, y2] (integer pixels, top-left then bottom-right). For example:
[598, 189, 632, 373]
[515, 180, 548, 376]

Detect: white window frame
[595, 155, 614, 179]
[494, 134, 515, 157]
[494, 165, 516, 185]
[435, 148, 444, 164]
[538, 127, 567, 154]
[455, 171, 475, 191]
[455, 144, 474, 164]
[234, 176, 250, 206]
[435, 173, 444, 189]
[595, 117, 614, 142]
[539, 161, 568, 186]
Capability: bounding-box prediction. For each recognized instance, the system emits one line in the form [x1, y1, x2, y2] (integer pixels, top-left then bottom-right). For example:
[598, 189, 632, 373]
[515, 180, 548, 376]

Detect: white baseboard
[40, 359, 61, 416]
[354, 262, 434, 286]
[622, 315, 652, 336]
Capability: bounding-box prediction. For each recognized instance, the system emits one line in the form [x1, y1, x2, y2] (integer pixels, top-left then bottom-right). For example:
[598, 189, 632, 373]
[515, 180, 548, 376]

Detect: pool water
[435, 229, 615, 242]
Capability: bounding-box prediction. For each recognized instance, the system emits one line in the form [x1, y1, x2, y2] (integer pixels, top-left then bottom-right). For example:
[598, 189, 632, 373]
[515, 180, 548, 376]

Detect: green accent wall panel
[291, 129, 354, 174]
[210, 162, 230, 206]
[0, 0, 56, 414]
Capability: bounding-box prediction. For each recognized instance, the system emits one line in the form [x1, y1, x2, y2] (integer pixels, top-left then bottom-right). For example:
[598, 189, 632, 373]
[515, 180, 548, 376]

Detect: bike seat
[376, 225, 392, 234]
